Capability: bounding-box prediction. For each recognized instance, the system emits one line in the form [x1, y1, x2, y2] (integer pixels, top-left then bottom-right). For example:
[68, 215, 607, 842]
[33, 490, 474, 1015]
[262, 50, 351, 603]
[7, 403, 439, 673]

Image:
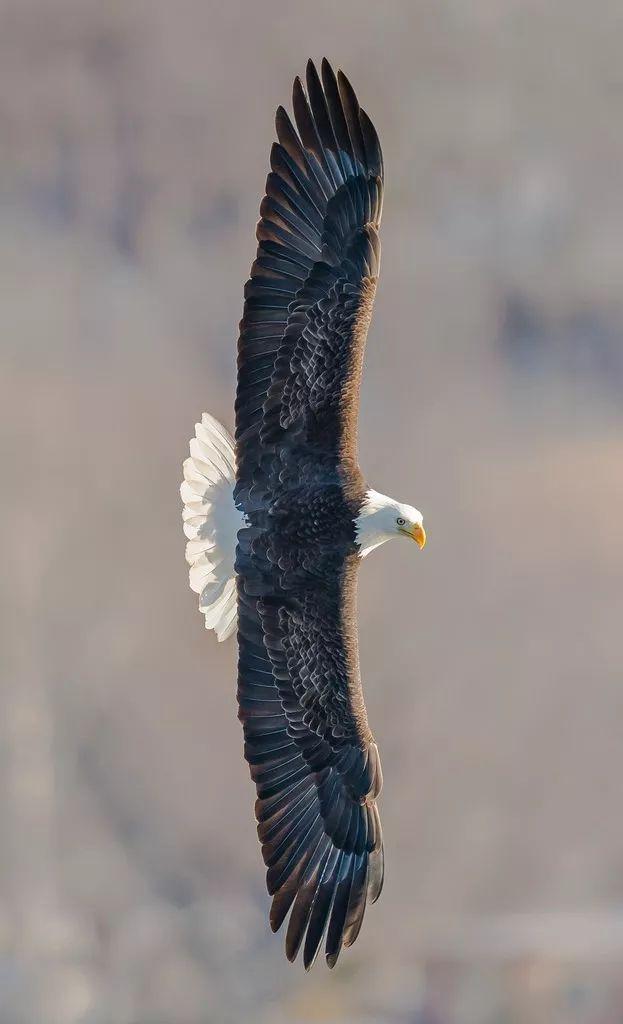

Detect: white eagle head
[355, 489, 426, 558]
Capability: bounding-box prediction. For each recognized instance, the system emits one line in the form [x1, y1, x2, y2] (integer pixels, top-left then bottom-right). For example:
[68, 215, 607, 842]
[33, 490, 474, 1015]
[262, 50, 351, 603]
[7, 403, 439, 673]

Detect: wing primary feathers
[266, 812, 323, 895]
[359, 107, 384, 179]
[324, 853, 357, 968]
[305, 60, 346, 186]
[270, 872, 301, 933]
[337, 70, 367, 170]
[285, 836, 332, 962]
[269, 143, 325, 220]
[261, 794, 319, 861]
[302, 845, 343, 970]
[265, 171, 324, 234]
[342, 855, 369, 948]
[275, 105, 332, 204]
[368, 843, 385, 904]
[292, 74, 338, 191]
[321, 58, 356, 175]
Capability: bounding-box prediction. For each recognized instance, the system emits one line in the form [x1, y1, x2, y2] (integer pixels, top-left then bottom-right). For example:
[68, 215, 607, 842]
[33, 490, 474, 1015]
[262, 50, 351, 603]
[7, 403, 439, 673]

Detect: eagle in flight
[181, 59, 426, 969]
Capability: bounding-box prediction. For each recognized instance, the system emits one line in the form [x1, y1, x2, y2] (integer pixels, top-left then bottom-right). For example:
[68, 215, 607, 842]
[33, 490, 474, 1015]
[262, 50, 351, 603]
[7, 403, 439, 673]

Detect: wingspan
[234, 60, 385, 968]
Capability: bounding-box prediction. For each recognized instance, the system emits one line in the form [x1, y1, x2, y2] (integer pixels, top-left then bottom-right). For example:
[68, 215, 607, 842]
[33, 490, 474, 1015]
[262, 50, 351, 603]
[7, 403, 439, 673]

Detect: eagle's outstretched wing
[235, 60, 384, 969]
[235, 58, 383, 496]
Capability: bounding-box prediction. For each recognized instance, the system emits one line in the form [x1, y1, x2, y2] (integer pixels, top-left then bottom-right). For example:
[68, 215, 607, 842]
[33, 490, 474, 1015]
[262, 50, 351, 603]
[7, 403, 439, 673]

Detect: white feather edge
[181, 413, 244, 641]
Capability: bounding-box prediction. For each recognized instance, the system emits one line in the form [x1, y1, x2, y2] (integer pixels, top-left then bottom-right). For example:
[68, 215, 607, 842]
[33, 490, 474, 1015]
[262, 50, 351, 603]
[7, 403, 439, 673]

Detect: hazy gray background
[2, 1, 623, 1021]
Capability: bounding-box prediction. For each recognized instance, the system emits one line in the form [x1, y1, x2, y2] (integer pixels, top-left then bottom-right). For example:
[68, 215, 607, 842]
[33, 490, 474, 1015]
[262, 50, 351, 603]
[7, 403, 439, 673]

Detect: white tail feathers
[181, 413, 244, 641]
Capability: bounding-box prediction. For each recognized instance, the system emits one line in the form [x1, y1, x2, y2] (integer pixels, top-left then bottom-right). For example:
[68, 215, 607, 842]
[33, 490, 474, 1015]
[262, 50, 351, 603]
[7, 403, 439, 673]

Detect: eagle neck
[354, 488, 397, 558]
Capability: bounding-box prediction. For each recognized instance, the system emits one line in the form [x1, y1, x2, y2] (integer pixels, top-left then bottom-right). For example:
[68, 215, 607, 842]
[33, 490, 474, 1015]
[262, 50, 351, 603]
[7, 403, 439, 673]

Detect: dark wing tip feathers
[268, 826, 384, 971]
[277, 59, 383, 203]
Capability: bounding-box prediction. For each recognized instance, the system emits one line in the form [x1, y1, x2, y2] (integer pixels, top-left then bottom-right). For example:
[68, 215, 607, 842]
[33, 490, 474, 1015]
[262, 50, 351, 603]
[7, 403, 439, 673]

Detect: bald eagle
[181, 60, 425, 969]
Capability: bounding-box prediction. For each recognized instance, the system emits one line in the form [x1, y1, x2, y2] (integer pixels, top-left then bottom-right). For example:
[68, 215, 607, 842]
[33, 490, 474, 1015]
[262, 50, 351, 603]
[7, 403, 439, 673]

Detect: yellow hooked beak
[410, 523, 426, 549]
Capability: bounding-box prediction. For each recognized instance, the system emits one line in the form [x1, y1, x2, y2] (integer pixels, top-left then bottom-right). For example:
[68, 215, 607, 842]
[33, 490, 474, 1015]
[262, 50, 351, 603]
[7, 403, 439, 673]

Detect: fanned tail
[181, 413, 244, 641]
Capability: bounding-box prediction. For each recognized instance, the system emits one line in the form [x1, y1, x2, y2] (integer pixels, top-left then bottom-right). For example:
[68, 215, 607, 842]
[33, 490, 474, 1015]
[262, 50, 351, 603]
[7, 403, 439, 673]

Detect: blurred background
[2, 1, 623, 1021]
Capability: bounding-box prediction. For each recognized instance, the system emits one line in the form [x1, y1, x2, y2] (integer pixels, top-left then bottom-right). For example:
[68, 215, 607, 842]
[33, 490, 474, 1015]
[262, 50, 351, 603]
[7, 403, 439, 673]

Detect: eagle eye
[396, 517, 406, 526]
